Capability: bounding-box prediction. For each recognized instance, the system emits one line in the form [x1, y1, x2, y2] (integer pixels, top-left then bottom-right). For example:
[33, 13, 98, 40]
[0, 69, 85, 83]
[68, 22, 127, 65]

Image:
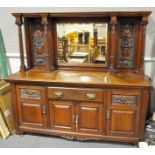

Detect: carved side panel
[32, 29, 46, 65]
[112, 95, 137, 105]
[30, 19, 46, 66]
[118, 22, 136, 67]
[20, 88, 41, 99]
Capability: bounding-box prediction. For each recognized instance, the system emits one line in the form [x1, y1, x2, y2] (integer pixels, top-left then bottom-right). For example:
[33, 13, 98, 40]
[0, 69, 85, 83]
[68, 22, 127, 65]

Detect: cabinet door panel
[19, 102, 46, 128]
[110, 110, 136, 134]
[49, 101, 75, 132]
[107, 89, 141, 137]
[77, 102, 104, 134]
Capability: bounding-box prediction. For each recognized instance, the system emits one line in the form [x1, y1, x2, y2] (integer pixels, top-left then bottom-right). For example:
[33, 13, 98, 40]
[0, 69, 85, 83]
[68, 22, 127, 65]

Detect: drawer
[47, 87, 104, 102]
[109, 89, 142, 109]
[16, 85, 46, 102]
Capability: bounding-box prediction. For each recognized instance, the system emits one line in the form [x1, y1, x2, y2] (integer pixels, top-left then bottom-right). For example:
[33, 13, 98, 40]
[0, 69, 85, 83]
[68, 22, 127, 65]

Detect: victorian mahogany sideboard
[5, 12, 152, 145]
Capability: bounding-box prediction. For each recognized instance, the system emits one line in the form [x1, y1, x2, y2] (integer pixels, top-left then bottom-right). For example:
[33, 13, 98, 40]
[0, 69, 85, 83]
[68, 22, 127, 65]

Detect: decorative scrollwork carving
[20, 88, 41, 99]
[32, 25, 46, 65]
[118, 23, 136, 67]
[112, 95, 137, 105]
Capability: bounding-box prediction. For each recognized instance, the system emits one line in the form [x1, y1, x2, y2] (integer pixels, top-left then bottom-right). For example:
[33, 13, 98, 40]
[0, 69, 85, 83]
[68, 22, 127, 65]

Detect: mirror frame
[54, 17, 111, 71]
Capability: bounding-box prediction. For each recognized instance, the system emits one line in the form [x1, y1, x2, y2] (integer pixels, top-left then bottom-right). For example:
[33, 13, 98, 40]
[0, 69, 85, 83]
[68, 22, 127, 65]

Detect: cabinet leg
[133, 142, 138, 147]
[16, 129, 23, 136]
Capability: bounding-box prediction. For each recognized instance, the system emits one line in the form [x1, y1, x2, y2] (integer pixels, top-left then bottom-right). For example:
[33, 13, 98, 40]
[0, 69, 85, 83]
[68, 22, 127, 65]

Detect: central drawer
[47, 87, 104, 102]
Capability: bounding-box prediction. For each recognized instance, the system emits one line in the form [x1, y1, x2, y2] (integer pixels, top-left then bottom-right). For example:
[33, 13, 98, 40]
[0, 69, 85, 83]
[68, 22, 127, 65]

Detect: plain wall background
[0, 7, 155, 114]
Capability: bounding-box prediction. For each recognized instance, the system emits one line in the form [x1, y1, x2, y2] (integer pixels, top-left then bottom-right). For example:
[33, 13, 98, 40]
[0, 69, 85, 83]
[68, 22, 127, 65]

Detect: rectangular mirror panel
[56, 23, 108, 65]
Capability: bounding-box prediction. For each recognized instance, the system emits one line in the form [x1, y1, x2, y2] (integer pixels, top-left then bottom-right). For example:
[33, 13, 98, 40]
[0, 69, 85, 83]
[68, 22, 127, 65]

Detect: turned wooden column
[110, 16, 117, 70]
[41, 13, 51, 71]
[14, 14, 26, 72]
[137, 15, 148, 72]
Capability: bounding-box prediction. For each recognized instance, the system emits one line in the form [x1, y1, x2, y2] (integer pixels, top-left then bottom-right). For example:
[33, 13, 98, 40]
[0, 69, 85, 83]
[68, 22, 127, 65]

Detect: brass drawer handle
[42, 105, 46, 114]
[54, 91, 63, 98]
[107, 110, 111, 120]
[86, 93, 96, 100]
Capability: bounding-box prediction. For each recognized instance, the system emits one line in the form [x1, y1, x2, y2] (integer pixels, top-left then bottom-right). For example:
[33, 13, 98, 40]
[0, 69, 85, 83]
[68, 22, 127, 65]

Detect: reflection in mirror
[57, 23, 108, 65]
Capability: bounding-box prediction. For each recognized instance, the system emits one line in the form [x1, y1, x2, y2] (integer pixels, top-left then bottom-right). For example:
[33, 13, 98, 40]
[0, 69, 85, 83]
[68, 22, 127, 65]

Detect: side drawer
[16, 85, 46, 102]
[47, 87, 104, 102]
[109, 89, 142, 109]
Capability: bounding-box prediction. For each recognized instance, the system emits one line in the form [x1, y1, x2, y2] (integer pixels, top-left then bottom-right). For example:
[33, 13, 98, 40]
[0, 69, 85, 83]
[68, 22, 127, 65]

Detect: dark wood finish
[49, 101, 75, 132]
[16, 85, 48, 129]
[110, 16, 117, 70]
[41, 13, 51, 71]
[47, 87, 103, 102]
[14, 13, 26, 72]
[77, 102, 104, 134]
[12, 11, 151, 72]
[6, 12, 152, 145]
[139, 89, 150, 141]
[107, 89, 141, 137]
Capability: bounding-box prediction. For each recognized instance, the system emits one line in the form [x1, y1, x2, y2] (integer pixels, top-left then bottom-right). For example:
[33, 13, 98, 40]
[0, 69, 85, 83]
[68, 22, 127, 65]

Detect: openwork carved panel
[112, 95, 137, 105]
[118, 22, 136, 67]
[32, 24, 46, 66]
[20, 88, 41, 99]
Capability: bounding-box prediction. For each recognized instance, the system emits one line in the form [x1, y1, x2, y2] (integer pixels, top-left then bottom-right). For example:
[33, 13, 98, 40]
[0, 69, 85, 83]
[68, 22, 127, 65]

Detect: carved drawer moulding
[112, 95, 137, 105]
[20, 88, 41, 99]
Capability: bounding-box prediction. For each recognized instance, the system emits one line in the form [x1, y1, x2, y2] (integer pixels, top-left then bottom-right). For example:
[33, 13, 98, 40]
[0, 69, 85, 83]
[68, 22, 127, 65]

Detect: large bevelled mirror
[56, 23, 108, 65]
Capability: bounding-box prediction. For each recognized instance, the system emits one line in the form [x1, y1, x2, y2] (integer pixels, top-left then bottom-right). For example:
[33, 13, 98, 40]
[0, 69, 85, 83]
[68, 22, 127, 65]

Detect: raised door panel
[49, 101, 75, 132]
[108, 109, 136, 136]
[19, 102, 47, 128]
[77, 102, 104, 134]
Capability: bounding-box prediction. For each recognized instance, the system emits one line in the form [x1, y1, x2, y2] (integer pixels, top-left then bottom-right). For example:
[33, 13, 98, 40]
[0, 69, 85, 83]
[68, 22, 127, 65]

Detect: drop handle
[75, 115, 79, 124]
[54, 91, 63, 98]
[107, 110, 111, 120]
[72, 115, 76, 123]
[86, 93, 96, 100]
[42, 105, 46, 114]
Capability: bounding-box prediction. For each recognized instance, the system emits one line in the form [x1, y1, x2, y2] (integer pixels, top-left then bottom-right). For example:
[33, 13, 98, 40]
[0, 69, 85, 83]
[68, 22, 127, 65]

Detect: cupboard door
[49, 101, 75, 132]
[18, 102, 47, 128]
[76, 102, 104, 134]
[107, 109, 137, 136]
[107, 89, 141, 137]
[16, 85, 48, 129]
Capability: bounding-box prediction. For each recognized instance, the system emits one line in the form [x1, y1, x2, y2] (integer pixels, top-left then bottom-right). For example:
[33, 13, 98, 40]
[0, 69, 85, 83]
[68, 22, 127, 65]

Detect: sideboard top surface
[5, 70, 151, 88]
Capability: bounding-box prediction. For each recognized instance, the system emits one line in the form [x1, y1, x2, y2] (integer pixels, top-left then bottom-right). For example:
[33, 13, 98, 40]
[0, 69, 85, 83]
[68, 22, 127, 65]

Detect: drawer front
[47, 87, 104, 102]
[110, 89, 141, 109]
[16, 85, 46, 102]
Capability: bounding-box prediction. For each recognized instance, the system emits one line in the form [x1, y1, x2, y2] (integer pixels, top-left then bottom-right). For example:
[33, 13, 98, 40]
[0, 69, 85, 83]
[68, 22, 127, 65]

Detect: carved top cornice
[12, 11, 151, 18]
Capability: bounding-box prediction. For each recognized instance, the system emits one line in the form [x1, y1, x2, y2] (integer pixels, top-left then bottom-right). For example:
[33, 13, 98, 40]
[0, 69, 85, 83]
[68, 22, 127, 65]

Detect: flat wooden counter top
[5, 69, 152, 88]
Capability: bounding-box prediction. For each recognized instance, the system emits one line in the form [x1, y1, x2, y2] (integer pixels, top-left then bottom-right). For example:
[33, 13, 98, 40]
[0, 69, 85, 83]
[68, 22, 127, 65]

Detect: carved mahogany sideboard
[5, 12, 152, 145]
